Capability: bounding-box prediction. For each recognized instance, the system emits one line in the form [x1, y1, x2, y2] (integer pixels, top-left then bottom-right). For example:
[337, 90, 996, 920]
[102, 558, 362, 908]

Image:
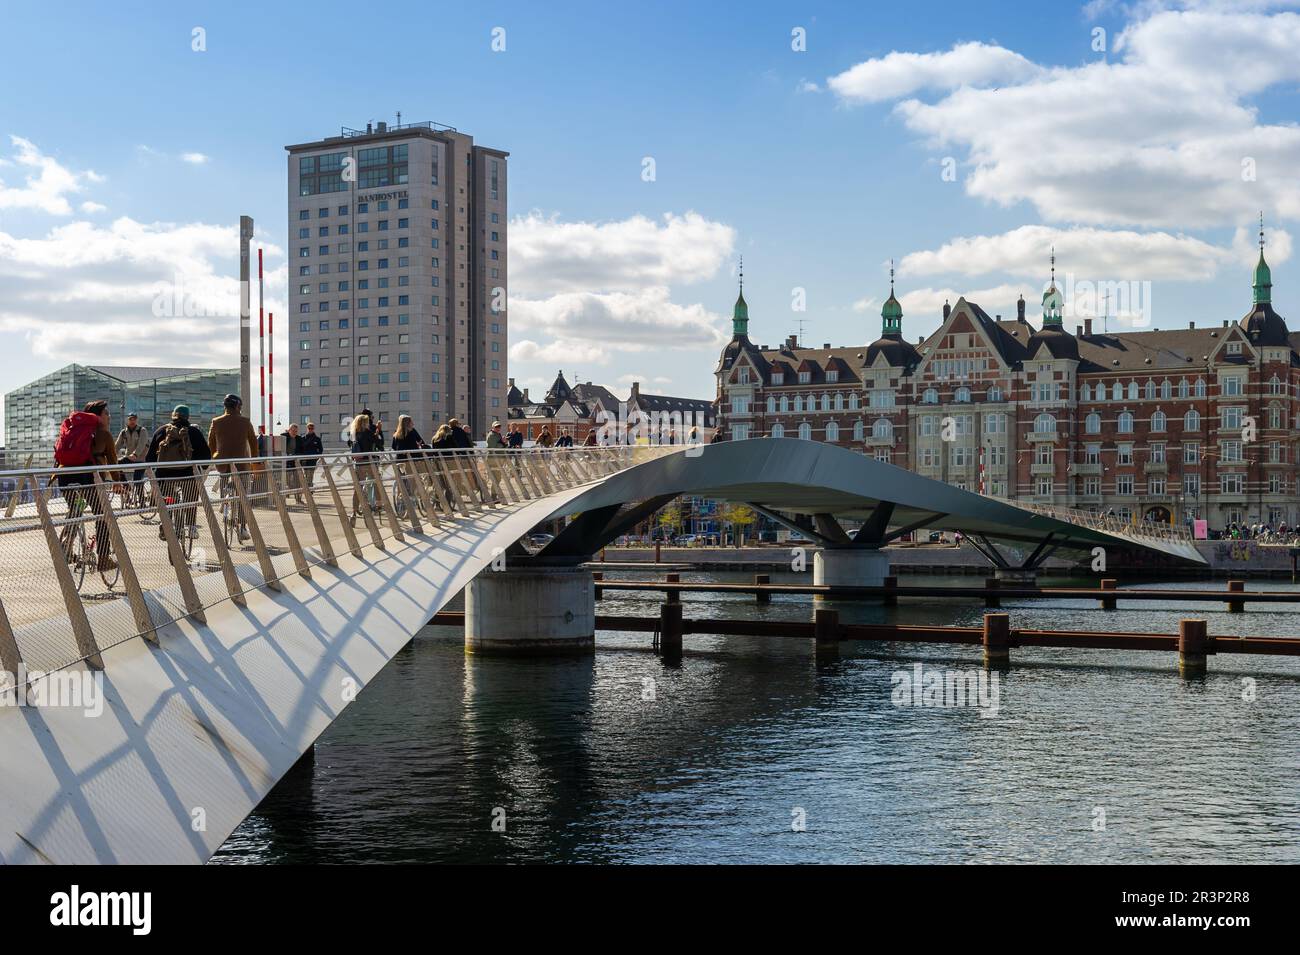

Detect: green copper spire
[732, 255, 749, 336]
[1041, 246, 1064, 327]
[881, 258, 903, 336]
[1254, 212, 1272, 305]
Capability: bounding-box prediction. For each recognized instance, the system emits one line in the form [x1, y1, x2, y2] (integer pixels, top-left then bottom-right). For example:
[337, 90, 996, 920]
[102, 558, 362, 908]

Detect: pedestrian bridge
[0, 439, 1201, 863]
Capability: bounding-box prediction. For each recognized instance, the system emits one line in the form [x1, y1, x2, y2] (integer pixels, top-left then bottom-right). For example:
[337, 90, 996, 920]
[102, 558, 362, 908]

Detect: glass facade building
[4, 364, 238, 465]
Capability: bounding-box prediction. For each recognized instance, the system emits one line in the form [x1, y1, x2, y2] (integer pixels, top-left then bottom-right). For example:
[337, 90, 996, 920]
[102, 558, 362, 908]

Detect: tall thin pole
[269, 311, 275, 454]
[258, 247, 266, 435]
[239, 216, 253, 406]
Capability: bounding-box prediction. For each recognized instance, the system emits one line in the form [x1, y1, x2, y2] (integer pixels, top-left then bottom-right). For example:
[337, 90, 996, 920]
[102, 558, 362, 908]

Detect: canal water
[213, 571, 1300, 864]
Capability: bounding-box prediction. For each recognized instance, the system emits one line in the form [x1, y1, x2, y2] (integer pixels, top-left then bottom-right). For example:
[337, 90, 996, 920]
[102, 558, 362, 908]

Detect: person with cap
[145, 404, 211, 541]
[485, 421, 505, 449]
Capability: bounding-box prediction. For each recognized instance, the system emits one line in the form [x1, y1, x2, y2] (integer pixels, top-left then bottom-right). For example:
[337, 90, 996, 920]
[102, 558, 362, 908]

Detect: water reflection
[213, 573, 1300, 864]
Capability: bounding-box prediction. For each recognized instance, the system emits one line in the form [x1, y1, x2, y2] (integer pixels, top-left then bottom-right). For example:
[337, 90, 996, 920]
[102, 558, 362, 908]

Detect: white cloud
[0, 215, 286, 369]
[510, 211, 735, 296]
[79, 200, 106, 214]
[829, 10, 1300, 229]
[509, 287, 729, 365]
[897, 284, 1026, 324]
[180, 152, 210, 165]
[897, 224, 1278, 282]
[827, 41, 1040, 104]
[0, 136, 102, 216]
[852, 296, 878, 313]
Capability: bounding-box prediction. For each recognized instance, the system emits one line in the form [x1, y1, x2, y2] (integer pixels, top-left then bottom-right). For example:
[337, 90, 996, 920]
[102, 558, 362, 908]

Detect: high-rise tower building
[286, 120, 508, 446]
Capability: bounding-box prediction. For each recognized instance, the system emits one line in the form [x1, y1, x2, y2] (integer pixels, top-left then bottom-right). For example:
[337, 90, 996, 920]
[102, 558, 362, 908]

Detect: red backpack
[54, 412, 100, 468]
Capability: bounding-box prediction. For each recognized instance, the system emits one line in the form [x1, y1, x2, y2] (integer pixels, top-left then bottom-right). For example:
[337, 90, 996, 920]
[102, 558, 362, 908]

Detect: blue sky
[2, 0, 1298, 433]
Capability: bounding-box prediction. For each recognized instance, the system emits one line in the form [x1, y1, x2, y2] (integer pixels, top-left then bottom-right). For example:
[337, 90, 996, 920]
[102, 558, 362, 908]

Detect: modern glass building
[3, 364, 238, 465]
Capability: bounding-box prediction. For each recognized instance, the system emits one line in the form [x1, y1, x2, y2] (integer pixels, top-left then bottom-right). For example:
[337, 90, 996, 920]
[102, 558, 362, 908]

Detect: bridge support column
[465, 565, 595, 655]
[813, 548, 890, 595]
[993, 567, 1038, 585]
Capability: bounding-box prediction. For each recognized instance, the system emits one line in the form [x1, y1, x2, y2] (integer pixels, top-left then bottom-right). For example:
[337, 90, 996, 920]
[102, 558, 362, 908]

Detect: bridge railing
[0, 445, 674, 690]
[987, 496, 1194, 545]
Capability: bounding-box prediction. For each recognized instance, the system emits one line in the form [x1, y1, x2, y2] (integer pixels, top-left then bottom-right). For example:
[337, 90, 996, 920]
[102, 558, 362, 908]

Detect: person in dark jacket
[298, 422, 323, 488]
[506, 425, 524, 449]
[145, 405, 211, 539]
[391, 415, 428, 453]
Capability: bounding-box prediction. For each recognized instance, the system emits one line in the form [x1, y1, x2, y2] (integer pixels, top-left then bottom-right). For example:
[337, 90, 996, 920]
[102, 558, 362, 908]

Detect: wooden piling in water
[1227, 580, 1245, 614]
[1099, 578, 1118, 610]
[659, 598, 683, 661]
[755, 573, 771, 604]
[984, 576, 1001, 609]
[814, 608, 839, 659]
[1179, 618, 1209, 676]
[983, 612, 1011, 669]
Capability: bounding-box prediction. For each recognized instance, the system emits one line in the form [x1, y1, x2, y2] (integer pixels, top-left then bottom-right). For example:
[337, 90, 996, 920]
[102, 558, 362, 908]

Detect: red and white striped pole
[268, 311, 275, 454]
[257, 248, 265, 439]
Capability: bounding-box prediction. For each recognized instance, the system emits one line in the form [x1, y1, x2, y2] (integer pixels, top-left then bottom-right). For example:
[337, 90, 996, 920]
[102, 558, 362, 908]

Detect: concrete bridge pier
[465, 562, 595, 655]
[993, 567, 1039, 585]
[813, 547, 891, 593]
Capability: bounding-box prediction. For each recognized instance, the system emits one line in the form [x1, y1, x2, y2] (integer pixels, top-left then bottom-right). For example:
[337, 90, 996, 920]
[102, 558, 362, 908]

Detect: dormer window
[771, 372, 784, 385]
[1226, 342, 1242, 355]
[737, 367, 750, 384]
[798, 371, 811, 384]
[827, 369, 839, 383]
[922, 387, 939, 404]
[954, 386, 971, 403]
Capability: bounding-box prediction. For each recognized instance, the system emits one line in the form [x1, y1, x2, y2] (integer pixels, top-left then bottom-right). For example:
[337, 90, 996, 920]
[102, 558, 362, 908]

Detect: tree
[721, 504, 756, 547]
[657, 502, 684, 539]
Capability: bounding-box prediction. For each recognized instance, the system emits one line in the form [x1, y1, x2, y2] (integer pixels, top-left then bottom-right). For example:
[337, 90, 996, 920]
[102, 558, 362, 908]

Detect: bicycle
[58, 492, 119, 594]
[155, 486, 197, 563]
[350, 473, 380, 527]
[391, 468, 428, 521]
[218, 472, 246, 548]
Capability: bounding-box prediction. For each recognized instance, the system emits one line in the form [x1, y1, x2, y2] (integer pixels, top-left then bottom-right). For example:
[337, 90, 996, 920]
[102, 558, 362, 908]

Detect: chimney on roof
[822, 342, 831, 349]
[1084, 318, 1092, 336]
[366, 122, 373, 134]
[630, 381, 640, 401]
[1188, 321, 1195, 329]
[1223, 320, 1230, 328]
[786, 334, 797, 349]
[943, 301, 951, 320]
[1017, 295, 1026, 322]
[522, 387, 530, 402]
[508, 377, 515, 387]
[377, 121, 388, 133]
[1076, 325, 1083, 337]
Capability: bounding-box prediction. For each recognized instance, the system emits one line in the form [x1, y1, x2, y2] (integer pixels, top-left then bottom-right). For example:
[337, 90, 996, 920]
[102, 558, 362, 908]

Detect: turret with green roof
[731, 256, 749, 337]
[881, 259, 903, 337]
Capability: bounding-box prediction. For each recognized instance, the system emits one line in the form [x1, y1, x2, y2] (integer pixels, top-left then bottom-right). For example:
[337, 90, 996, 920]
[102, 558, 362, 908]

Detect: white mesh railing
[987, 495, 1194, 545]
[0, 445, 673, 688]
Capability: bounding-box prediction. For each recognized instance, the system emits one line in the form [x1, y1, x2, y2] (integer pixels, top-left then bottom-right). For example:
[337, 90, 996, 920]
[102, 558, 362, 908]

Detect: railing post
[344, 458, 386, 548]
[479, 451, 507, 504]
[145, 468, 209, 622]
[32, 479, 105, 669]
[230, 468, 282, 589]
[403, 458, 438, 527]
[0, 598, 28, 704]
[366, 458, 405, 542]
[193, 466, 247, 605]
[3, 453, 34, 518]
[514, 453, 542, 499]
[321, 461, 363, 558]
[295, 465, 339, 565]
[417, 455, 454, 515]
[388, 456, 423, 534]
[92, 473, 157, 643]
[431, 455, 468, 516]
[266, 464, 312, 579]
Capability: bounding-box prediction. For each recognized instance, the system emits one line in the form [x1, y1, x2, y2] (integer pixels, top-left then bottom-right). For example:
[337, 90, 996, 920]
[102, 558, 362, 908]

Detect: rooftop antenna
[890, 257, 895, 296]
[1050, 246, 1056, 288]
[1260, 210, 1265, 252]
[738, 254, 743, 294]
[396, 110, 402, 126]
[1103, 288, 1110, 335]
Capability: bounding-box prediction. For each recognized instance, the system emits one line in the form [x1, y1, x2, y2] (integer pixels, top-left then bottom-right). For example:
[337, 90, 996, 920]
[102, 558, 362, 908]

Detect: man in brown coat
[208, 394, 259, 462]
[207, 394, 259, 541]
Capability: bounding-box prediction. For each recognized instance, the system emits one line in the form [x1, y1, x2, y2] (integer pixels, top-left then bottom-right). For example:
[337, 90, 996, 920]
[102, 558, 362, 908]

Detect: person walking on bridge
[115, 413, 148, 507]
[208, 394, 258, 542]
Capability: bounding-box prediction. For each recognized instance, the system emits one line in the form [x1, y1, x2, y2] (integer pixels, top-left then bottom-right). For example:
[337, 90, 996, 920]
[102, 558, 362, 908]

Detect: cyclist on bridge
[144, 405, 210, 541]
[207, 394, 259, 541]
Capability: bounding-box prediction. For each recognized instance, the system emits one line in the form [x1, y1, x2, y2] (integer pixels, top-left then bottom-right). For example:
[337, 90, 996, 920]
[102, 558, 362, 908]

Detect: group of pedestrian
[52, 394, 261, 568]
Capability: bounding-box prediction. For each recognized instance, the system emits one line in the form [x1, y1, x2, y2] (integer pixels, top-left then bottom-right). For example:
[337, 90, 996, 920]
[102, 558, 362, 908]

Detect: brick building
[716, 248, 1300, 531]
[507, 371, 716, 444]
